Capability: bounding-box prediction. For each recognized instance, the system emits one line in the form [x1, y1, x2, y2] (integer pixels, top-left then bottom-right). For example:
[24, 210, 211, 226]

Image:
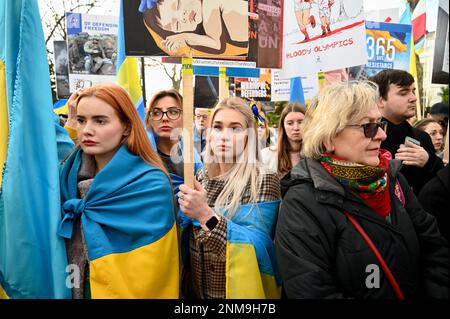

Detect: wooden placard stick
[182, 57, 194, 188]
[219, 66, 228, 101]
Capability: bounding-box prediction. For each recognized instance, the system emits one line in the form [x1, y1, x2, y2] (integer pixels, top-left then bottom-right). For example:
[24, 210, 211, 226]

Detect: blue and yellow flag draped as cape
[179, 201, 282, 299]
[0, 0, 70, 298]
[58, 145, 179, 298]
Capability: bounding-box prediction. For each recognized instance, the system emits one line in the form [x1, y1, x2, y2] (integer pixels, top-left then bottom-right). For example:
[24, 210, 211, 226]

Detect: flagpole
[182, 56, 194, 188]
[219, 67, 228, 101]
[140, 57, 147, 109]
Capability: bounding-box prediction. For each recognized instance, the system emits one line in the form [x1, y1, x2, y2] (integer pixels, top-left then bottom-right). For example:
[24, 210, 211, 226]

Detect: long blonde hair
[203, 97, 261, 217]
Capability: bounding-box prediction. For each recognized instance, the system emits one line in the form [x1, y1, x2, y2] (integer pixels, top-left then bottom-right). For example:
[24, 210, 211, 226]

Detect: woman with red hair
[58, 83, 179, 299]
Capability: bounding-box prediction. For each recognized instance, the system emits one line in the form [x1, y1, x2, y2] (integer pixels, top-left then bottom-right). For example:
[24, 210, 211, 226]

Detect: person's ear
[323, 139, 335, 153]
[377, 96, 386, 110]
[123, 126, 131, 137]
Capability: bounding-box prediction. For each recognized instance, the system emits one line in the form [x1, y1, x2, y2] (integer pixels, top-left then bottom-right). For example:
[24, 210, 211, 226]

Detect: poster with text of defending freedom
[66, 12, 118, 92]
[363, 21, 412, 77]
[280, 0, 367, 78]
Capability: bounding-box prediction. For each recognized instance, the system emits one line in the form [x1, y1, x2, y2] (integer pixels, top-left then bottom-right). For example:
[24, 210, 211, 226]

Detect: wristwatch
[203, 215, 219, 231]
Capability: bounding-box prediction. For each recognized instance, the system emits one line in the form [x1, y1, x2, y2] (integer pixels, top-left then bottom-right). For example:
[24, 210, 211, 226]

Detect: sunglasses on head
[346, 121, 387, 138]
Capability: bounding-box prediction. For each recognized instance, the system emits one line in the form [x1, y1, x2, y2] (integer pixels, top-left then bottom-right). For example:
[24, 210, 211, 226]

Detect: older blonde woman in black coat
[275, 81, 449, 299]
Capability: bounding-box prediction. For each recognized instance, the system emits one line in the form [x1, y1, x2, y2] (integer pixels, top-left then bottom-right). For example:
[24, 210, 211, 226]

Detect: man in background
[370, 69, 444, 195]
[194, 107, 210, 156]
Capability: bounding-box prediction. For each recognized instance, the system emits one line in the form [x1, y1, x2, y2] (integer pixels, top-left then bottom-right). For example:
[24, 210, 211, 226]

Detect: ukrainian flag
[179, 201, 282, 299]
[224, 201, 282, 298]
[58, 145, 180, 298]
[0, 0, 70, 298]
[117, 1, 145, 120]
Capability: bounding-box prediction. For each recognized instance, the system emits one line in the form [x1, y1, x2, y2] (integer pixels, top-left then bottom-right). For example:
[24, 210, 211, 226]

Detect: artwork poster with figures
[280, 0, 367, 78]
[66, 12, 119, 92]
[123, 0, 250, 58]
[122, 0, 284, 68]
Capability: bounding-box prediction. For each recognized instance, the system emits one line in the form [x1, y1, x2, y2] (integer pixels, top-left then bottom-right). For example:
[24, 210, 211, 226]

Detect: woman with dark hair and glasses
[275, 81, 449, 299]
[145, 89, 203, 178]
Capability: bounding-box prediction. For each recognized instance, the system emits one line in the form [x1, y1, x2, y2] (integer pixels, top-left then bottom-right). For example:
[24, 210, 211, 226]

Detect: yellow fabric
[64, 125, 77, 140]
[225, 242, 280, 299]
[54, 103, 68, 115]
[89, 224, 179, 299]
[144, 20, 248, 57]
[408, 33, 422, 119]
[116, 57, 143, 105]
[0, 285, 9, 299]
[0, 61, 8, 188]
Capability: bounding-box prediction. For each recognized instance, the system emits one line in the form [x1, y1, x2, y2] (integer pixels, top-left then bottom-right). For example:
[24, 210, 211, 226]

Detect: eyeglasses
[150, 107, 182, 121]
[195, 114, 208, 120]
[346, 121, 387, 138]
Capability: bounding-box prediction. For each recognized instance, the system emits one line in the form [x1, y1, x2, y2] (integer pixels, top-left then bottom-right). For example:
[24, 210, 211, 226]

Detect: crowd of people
[56, 69, 448, 299]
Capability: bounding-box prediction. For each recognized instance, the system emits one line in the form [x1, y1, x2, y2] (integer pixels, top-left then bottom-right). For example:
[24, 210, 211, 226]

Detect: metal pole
[140, 57, 147, 108]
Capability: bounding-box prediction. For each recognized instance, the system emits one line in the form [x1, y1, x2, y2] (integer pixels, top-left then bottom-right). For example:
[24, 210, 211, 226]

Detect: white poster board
[271, 69, 319, 103]
[280, 0, 367, 78]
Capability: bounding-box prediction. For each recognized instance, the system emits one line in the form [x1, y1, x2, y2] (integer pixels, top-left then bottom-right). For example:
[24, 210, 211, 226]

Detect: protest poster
[194, 76, 219, 108]
[123, 0, 250, 58]
[432, 0, 449, 84]
[66, 12, 119, 92]
[280, 0, 367, 78]
[233, 68, 272, 101]
[363, 21, 412, 77]
[123, 0, 283, 68]
[348, 21, 412, 79]
[271, 69, 318, 103]
[53, 40, 70, 99]
[255, 0, 284, 68]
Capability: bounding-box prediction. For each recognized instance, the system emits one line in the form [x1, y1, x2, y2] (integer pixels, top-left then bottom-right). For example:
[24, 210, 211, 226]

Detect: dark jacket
[381, 119, 444, 195]
[418, 165, 449, 242]
[275, 158, 449, 299]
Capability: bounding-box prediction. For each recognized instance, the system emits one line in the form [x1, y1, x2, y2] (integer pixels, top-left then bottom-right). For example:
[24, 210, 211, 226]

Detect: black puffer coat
[275, 158, 449, 299]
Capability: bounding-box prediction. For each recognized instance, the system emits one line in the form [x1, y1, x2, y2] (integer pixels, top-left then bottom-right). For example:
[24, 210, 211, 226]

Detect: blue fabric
[178, 200, 281, 281]
[54, 113, 75, 162]
[53, 99, 68, 109]
[289, 77, 305, 104]
[225, 201, 281, 281]
[58, 144, 175, 261]
[138, 0, 158, 12]
[0, 0, 71, 299]
[400, 3, 412, 25]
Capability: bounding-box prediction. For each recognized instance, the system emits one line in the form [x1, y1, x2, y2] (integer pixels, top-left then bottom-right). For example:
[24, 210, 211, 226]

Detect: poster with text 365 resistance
[364, 21, 412, 77]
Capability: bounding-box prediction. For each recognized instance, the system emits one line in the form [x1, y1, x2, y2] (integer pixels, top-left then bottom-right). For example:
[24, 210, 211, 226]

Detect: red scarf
[319, 150, 393, 220]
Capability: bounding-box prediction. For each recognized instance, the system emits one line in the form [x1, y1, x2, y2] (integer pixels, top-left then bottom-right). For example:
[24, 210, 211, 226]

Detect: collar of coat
[281, 157, 404, 231]
[285, 157, 400, 194]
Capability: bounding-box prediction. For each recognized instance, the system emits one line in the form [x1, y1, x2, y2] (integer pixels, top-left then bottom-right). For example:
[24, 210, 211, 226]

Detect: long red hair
[76, 83, 168, 176]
